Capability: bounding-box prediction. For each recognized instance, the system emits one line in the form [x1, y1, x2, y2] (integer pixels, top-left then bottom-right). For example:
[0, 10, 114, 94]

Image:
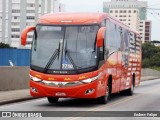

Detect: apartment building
[0, 0, 65, 48]
[103, 0, 151, 43]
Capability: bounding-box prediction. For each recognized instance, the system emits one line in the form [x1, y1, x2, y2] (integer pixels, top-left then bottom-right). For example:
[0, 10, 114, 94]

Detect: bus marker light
[85, 88, 95, 95]
[31, 87, 38, 93]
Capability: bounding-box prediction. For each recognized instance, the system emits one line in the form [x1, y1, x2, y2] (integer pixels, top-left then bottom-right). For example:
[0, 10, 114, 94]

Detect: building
[109, 9, 139, 30]
[139, 20, 152, 43]
[103, 0, 151, 43]
[0, 0, 65, 48]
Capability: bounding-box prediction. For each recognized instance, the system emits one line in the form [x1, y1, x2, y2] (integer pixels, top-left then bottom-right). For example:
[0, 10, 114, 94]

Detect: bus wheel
[47, 97, 59, 103]
[124, 76, 135, 96]
[98, 84, 110, 104]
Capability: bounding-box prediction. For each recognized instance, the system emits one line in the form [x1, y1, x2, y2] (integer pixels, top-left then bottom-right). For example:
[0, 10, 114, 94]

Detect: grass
[150, 66, 160, 71]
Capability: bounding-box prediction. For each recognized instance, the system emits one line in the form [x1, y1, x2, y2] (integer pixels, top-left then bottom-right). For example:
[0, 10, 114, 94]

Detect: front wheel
[47, 97, 59, 103]
[97, 84, 110, 104]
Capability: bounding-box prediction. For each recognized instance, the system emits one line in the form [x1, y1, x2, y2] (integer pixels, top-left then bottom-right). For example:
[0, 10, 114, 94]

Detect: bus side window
[99, 30, 105, 61]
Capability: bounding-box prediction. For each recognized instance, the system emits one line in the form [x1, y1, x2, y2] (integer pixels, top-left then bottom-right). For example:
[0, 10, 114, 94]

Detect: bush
[0, 42, 11, 48]
[142, 42, 160, 71]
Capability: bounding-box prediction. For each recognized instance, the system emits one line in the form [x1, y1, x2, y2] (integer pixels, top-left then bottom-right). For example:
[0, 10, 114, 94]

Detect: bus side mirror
[96, 27, 105, 47]
[21, 26, 35, 46]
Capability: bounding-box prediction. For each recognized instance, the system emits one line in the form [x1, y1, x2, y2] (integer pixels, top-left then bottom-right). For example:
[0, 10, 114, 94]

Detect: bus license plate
[55, 92, 66, 97]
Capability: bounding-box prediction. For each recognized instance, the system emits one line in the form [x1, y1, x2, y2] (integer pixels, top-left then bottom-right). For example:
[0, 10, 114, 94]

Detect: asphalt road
[0, 79, 160, 120]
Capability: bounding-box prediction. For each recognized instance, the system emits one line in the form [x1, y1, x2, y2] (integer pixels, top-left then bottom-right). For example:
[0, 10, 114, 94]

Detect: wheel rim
[131, 83, 134, 92]
[105, 85, 109, 100]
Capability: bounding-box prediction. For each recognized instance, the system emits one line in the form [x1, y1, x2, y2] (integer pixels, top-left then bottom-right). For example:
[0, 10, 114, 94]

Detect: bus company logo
[58, 82, 64, 87]
[2, 112, 11, 117]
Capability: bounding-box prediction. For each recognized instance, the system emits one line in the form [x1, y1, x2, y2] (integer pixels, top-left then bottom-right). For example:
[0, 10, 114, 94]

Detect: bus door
[120, 29, 130, 90]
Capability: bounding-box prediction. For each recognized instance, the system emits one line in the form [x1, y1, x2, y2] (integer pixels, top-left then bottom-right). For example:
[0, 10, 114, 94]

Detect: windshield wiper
[65, 50, 79, 74]
[43, 40, 61, 73]
[63, 39, 79, 73]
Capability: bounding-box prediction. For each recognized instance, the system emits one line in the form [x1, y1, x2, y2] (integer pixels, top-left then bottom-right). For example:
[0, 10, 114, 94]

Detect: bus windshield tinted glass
[31, 25, 99, 73]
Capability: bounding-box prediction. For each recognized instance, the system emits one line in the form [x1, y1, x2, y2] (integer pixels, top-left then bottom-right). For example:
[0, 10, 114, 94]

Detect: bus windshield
[31, 25, 99, 74]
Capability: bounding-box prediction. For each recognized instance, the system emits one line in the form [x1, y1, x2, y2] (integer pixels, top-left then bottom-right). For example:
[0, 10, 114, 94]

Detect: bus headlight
[29, 74, 42, 82]
[81, 73, 101, 84]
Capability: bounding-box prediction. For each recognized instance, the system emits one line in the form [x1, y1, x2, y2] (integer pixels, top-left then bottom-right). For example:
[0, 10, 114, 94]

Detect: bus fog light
[31, 87, 38, 93]
[85, 88, 94, 95]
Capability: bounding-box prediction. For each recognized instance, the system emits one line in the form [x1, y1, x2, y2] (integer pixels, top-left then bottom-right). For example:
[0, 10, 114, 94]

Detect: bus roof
[38, 12, 107, 25]
[38, 12, 140, 35]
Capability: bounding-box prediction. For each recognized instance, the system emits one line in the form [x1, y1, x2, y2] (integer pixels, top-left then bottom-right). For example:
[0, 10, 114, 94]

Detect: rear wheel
[47, 97, 59, 103]
[125, 81, 134, 96]
[122, 75, 135, 96]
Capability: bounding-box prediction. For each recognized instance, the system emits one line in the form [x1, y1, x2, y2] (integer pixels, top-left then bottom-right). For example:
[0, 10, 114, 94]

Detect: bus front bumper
[30, 80, 105, 99]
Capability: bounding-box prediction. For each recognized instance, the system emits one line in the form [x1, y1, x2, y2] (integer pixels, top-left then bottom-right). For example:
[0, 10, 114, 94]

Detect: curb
[0, 96, 42, 106]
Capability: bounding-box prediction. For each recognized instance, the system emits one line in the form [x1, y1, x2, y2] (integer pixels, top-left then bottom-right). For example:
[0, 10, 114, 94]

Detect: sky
[60, 0, 160, 41]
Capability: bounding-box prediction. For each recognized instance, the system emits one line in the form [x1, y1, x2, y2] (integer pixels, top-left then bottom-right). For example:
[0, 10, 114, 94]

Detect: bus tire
[97, 81, 111, 104]
[124, 75, 135, 96]
[47, 97, 59, 103]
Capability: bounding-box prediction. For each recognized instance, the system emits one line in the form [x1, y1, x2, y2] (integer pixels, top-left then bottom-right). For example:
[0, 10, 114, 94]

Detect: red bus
[21, 13, 142, 104]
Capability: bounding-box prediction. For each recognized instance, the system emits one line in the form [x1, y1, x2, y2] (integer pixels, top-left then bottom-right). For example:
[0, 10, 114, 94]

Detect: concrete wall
[0, 67, 30, 91]
[141, 68, 160, 77]
[0, 67, 160, 91]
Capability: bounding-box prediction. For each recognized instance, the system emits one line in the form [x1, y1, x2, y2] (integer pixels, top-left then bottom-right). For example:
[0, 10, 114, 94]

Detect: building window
[134, 10, 137, 13]
[11, 35, 20, 38]
[146, 22, 150, 26]
[12, 22, 19, 26]
[128, 10, 131, 13]
[26, 41, 32, 45]
[13, 16, 20, 19]
[26, 16, 35, 20]
[145, 33, 149, 36]
[12, 9, 20, 13]
[128, 19, 131, 21]
[11, 28, 20, 32]
[27, 10, 35, 13]
[115, 10, 118, 13]
[123, 10, 126, 13]
[145, 26, 150, 29]
[27, 4, 35, 7]
[145, 37, 149, 40]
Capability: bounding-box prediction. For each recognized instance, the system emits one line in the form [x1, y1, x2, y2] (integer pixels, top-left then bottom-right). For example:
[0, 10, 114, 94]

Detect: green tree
[142, 42, 160, 70]
[142, 42, 158, 59]
[0, 42, 10, 48]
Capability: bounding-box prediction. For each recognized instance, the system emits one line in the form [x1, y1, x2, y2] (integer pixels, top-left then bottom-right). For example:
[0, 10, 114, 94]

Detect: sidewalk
[0, 89, 39, 105]
[0, 76, 159, 105]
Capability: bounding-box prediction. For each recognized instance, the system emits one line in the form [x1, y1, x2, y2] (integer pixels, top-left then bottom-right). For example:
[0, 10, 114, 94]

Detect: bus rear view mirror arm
[96, 27, 105, 47]
[21, 26, 35, 46]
